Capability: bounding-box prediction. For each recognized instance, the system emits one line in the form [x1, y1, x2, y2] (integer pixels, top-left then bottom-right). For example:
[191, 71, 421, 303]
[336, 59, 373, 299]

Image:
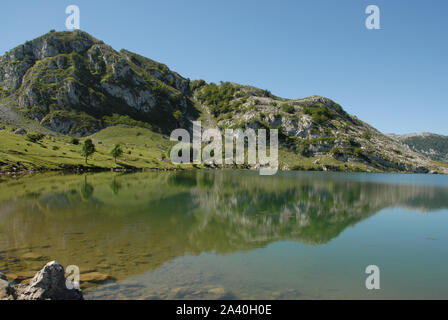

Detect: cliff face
[0, 30, 197, 136]
[0, 30, 446, 174]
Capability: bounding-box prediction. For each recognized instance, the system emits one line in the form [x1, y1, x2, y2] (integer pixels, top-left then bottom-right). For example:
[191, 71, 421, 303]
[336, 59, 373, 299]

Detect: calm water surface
[0, 170, 447, 299]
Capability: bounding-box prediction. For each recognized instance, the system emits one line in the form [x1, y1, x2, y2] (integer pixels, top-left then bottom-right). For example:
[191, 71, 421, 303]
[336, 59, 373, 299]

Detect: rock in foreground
[3, 261, 83, 300]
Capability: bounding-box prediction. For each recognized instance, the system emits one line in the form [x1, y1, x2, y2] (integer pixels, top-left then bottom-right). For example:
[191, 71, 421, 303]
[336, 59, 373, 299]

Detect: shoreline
[1, 165, 446, 178]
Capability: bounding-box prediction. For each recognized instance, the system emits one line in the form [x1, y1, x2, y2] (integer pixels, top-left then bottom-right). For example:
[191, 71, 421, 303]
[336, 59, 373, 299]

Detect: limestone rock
[15, 271, 39, 283]
[0, 272, 14, 300]
[80, 272, 110, 283]
[21, 252, 44, 260]
[0, 30, 194, 137]
[14, 261, 83, 300]
[14, 128, 26, 135]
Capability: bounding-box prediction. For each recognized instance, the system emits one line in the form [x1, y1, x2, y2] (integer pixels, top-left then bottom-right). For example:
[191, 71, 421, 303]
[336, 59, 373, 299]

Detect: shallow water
[0, 170, 447, 299]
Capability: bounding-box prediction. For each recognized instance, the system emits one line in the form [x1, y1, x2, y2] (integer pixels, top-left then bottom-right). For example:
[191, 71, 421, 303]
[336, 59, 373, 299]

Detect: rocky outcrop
[1, 261, 83, 300]
[0, 30, 197, 136]
[14, 128, 26, 135]
[193, 81, 448, 173]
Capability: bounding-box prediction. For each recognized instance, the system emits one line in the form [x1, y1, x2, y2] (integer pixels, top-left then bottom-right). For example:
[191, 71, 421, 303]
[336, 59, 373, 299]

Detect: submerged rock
[80, 272, 110, 283]
[13, 261, 83, 300]
[207, 287, 235, 299]
[15, 271, 39, 283]
[21, 252, 44, 260]
[0, 272, 14, 300]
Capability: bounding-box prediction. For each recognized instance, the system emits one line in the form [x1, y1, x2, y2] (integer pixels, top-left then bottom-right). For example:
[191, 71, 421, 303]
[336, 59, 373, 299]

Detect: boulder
[14, 128, 26, 135]
[80, 272, 110, 283]
[14, 261, 83, 300]
[0, 272, 14, 300]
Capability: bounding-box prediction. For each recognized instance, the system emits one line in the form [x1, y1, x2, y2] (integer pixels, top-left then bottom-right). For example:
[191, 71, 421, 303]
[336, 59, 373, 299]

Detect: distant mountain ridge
[388, 132, 448, 163]
[0, 30, 447, 174]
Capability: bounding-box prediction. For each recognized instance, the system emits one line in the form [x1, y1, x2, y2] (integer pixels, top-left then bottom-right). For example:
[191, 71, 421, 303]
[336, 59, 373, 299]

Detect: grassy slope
[0, 122, 379, 173]
[278, 147, 381, 173]
[0, 124, 187, 172]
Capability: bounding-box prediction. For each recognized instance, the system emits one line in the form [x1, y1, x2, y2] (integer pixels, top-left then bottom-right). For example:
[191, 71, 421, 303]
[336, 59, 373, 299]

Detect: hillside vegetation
[0, 124, 181, 172]
[1, 30, 447, 174]
[388, 132, 448, 163]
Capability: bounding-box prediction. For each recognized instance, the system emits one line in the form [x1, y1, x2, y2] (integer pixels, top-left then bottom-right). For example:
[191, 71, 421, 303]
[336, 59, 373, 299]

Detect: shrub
[262, 89, 272, 98]
[71, 138, 80, 145]
[103, 114, 152, 130]
[190, 79, 206, 91]
[303, 104, 336, 124]
[362, 131, 372, 140]
[196, 82, 238, 117]
[281, 104, 295, 114]
[25, 133, 45, 143]
[298, 139, 311, 156]
[173, 110, 182, 121]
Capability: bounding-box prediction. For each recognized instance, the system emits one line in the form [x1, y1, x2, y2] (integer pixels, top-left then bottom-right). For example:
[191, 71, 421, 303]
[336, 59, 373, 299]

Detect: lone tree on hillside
[110, 144, 123, 163]
[81, 139, 96, 164]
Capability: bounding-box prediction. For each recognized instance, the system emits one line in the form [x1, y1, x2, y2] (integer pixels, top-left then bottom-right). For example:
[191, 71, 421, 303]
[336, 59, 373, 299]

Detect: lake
[0, 170, 447, 299]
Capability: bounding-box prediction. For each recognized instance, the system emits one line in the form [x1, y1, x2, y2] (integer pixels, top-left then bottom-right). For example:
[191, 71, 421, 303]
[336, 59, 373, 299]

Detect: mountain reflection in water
[0, 170, 448, 296]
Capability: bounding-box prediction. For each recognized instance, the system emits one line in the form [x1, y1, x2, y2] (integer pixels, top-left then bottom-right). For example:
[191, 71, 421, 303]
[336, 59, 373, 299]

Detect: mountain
[388, 132, 448, 163]
[0, 30, 197, 136]
[0, 30, 447, 174]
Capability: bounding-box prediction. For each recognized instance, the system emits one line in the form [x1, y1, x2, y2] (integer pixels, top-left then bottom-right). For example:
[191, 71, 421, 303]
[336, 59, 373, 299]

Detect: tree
[110, 144, 123, 163]
[81, 139, 95, 164]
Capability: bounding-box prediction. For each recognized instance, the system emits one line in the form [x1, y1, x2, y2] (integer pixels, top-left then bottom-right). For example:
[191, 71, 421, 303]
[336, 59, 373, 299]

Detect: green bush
[196, 82, 238, 117]
[303, 104, 337, 125]
[190, 79, 206, 91]
[173, 110, 182, 121]
[25, 133, 45, 143]
[362, 131, 372, 140]
[281, 104, 295, 114]
[262, 89, 272, 98]
[103, 114, 152, 130]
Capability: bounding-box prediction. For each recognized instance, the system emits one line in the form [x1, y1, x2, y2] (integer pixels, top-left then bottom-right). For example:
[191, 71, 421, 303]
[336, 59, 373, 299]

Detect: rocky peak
[0, 30, 197, 136]
[2, 30, 102, 62]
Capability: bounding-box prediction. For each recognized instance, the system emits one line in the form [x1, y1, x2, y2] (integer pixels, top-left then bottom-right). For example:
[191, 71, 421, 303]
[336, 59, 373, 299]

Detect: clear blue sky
[1, 0, 447, 135]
